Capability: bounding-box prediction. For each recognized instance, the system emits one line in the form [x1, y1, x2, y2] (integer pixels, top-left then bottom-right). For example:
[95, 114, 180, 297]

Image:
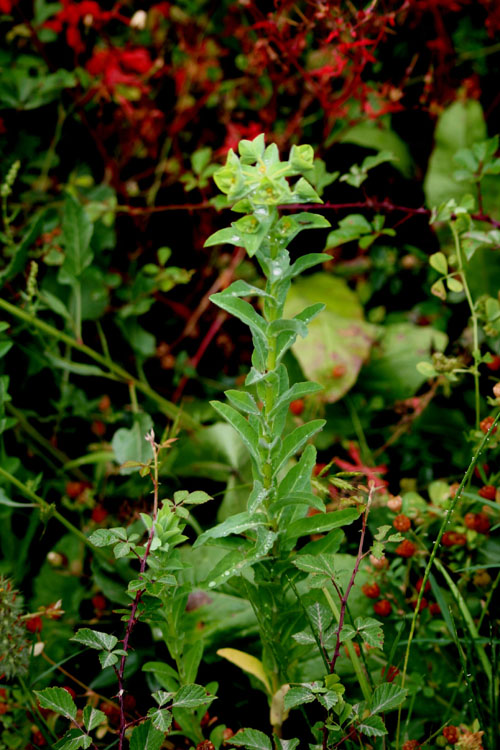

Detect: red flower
[486, 354, 500, 371]
[334, 442, 388, 489]
[26, 616, 43, 633]
[443, 726, 459, 744]
[91, 505, 108, 523]
[480, 416, 497, 434]
[381, 664, 400, 682]
[429, 602, 441, 616]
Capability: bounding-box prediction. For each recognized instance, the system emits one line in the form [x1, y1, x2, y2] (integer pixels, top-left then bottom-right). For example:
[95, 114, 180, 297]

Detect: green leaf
[111, 413, 154, 475]
[61, 194, 93, 278]
[284, 274, 375, 403]
[223, 280, 272, 299]
[283, 508, 359, 543]
[275, 739, 300, 750]
[88, 528, 127, 546]
[289, 252, 330, 278]
[217, 648, 271, 694]
[230, 728, 273, 750]
[129, 719, 165, 750]
[283, 686, 315, 710]
[98, 650, 120, 668]
[184, 491, 212, 506]
[269, 382, 323, 418]
[83, 705, 106, 732]
[339, 118, 413, 177]
[292, 553, 336, 578]
[147, 707, 173, 732]
[193, 511, 267, 547]
[356, 715, 387, 737]
[277, 444, 317, 498]
[53, 729, 92, 750]
[225, 389, 260, 415]
[269, 491, 325, 513]
[209, 401, 260, 465]
[192, 147, 212, 175]
[446, 276, 464, 293]
[70, 628, 118, 652]
[342, 617, 384, 649]
[34, 687, 77, 719]
[326, 214, 372, 248]
[370, 683, 408, 715]
[275, 419, 326, 473]
[171, 684, 215, 709]
[210, 293, 267, 337]
[429, 252, 448, 275]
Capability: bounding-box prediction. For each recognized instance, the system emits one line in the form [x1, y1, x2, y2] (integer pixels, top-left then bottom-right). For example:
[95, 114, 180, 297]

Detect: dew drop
[208, 581, 216, 588]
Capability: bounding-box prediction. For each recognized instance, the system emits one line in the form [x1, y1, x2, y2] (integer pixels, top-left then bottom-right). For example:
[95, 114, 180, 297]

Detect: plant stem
[451, 222, 481, 427]
[0, 297, 199, 430]
[395, 414, 500, 749]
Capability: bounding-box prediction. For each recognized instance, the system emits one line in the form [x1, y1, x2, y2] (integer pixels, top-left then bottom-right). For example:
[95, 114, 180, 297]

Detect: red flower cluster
[86, 47, 155, 94]
[44, 2, 115, 55]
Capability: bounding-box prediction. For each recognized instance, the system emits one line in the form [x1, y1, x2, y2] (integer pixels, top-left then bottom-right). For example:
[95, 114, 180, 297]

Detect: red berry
[474, 464, 490, 479]
[123, 694, 136, 711]
[344, 642, 361, 658]
[289, 399, 304, 415]
[478, 485, 496, 500]
[373, 599, 392, 616]
[474, 512, 490, 534]
[31, 730, 47, 747]
[486, 354, 500, 371]
[196, 742, 215, 750]
[362, 583, 380, 599]
[381, 664, 400, 682]
[480, 416, 497, 434]
[99, 395, 111, 411]
[92, 594, 107, 611]
[411, 597, 428, 611]
[222, 728, 234, 743]
[442, 531, 467, 547]
[91, 420, 106, 437]
[26, 616, 43, 633]
[395, 540, 416, 558]
[464, 512, 477, 530]
[91, 505, 108, 523]
[331, 364, 346, 378]
[443, 725, 459, 744]
[416, 577, 430, 593]
[402, 742, 420, 750]
[65, 481, 86, 499]
[429, 602, 441, 616]
[63, 686, 76, 699]
[393, 514, 411, 532]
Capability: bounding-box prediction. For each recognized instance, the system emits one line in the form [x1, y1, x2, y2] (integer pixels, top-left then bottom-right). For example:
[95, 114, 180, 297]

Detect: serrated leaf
[171, 684, 215, 709]
[34, 687, 77, 719]
[54, 729, 92, 750]
[275, 739, 300, 750]
[317, 690, 339, 710]
[147, 707, 173, 732]
[83, 705, 106, 732]
[210, 401, 260, 465]
[98, 650, 120, 668]
[370, 683, 407, 715]
[62, 194, 93, 278]
[70, 628, 118, 652]
[292, 553, 336, 577]
[217, 648, 271, 693]
[283, 686, 315, 710]
[357, 715, 387, 737]
[129, 719, 165, 750]
[308, 602, 333, 637]
[230, 728, 273, 750]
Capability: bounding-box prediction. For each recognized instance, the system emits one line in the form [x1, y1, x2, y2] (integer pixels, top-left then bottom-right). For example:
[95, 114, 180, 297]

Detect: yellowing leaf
[217, 648, 272, 694]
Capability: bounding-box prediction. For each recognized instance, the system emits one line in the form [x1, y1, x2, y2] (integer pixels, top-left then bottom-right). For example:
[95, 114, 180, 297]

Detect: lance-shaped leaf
[217, 648, 272, 694]
[210, 292, 267, 337]
[283, 508, 359, 544]
[289, 252, 331, 278]
[269, 381, 323, 418]
[268, 318, 308, 338]
[269, 491, 325, 513]
[274, 419, 325, 473]
[210, 401, 260, 465]
[223, 279, 272, 298]
[225, 389, 261, 415]
[61, 193, 93, 279]
[194, 510, 267, 547]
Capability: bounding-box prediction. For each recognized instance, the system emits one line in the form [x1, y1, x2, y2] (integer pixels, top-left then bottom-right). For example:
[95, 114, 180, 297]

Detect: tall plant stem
[451, 222, 481, 427]
[0, 297, 199, 430]
[395, 414, 500, 749]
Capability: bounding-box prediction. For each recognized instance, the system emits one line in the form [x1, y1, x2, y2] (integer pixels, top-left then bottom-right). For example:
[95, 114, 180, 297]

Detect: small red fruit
[486, 354, 500, 371]
[395, 540, 416, 558]
[442, 531, 467, 547]
[393, 514, 411, 532]
[31, 730, 47, 747]
[480, 416, 497, 434]
[123, 694, 136, 711]
[98, 395, 111, 411]
[91, 420, 106, 437]
[362, 583, 380, 599]
[91, 505, 108, 523]
[222, 728, 234, 743]
[331, 364, 346, 378]
[26, 616, 43, 633]
[478, 485, 496, 500]
[464, 512, 477, 530]
[65, 481, 86, 499]
[474, 512, 490, 534]
[411, 597, 428, 611]
[63, 686, 76, 699]
[92, 594, 107, 611]
[344, 641, 361, 658]
[442, 725, 459, 744]
[289, 399, 304, 415]
[402, 742, 420, 750]
[373, 599, 392, 616]
[429, 602, 441, 616]
[416, 577, 430, 593]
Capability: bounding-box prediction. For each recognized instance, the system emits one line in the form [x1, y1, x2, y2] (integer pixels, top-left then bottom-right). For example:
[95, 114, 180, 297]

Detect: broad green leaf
[210, 401, 260, 465]
[356, 715, 387, 737]
[358, 322, 447, 400]
[194, 511, 267, 547]
[290, 253, 330, 278]
[429, 252, 448, 275]
[129, 719, 165, 750]
[308, 602, 332, 636]
[275, 419, 326, 473]
[269, 382, 323, 418]
[446, 277, 463, 293]
[210, 293, 267, 336]
[275, 739, 300, 750]
[292, 553, 336, 578]
[142, 662, 179, 691]
[370, 683, 408, 715]
[217, 648, 272, 693]
[171, 684, 215, 708]
[341, 617, 384, 649]
[53, 730, 92, 750]
[277, 444, 317, 498]
[230, 728, 273, 750]
[247, 480, 268, 514]
[61, 194, 93, 278]
[283, 508, 359, 543]
[34, 687, 77, 719]
[339, 118, 413, 177]
[70, 628, 118, 652]
[111, 413, 154, 475]
[284, 274, 375, 403]
[283, 686, 315, 710]
[326, 214, 372, 247]
[83, 705, 106, 732]
[147, 707, 173, 732]
[269, 491, 325, 512]
[317, 690, 339, 710]
[98, 650, 120, 668]
[184, 490, 212, 505]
